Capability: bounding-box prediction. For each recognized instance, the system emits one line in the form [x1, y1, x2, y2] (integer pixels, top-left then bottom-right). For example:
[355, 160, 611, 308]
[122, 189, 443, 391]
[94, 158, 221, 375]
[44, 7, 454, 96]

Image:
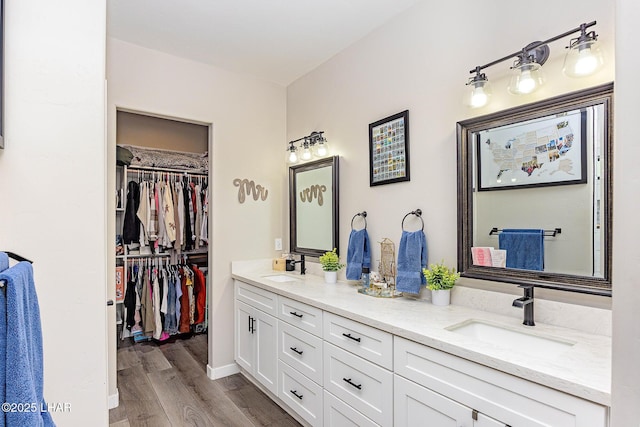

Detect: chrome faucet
[512, 284, 535, 326]
[288, 254, 306, 275]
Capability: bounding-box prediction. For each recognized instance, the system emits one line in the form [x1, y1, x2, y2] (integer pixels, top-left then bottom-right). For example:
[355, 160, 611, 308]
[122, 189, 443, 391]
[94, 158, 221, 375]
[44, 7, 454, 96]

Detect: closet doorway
[113, 109, 211, 397]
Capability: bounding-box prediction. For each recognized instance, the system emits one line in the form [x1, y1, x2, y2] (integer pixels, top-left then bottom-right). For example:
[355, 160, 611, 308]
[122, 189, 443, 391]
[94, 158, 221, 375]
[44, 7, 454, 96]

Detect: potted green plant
[319, 248, 345, 284]
[422, 261, 460, 306]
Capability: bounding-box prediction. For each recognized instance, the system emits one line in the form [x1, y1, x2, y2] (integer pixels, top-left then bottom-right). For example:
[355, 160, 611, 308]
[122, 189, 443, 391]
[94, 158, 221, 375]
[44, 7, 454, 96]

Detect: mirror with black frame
[289, 156, 339, 257]
[456, 83, 613, 295]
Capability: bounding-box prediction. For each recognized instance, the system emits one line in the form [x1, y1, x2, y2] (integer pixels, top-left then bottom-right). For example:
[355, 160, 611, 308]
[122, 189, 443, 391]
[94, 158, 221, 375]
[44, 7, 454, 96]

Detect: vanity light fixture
[286, 131, 330, 164]
[465, 21, 603, 108]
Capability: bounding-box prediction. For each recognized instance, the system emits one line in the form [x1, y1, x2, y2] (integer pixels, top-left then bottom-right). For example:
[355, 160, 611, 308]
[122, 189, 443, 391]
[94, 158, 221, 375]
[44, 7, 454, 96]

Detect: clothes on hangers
[121, 259, 207, 341]
[122, 172, 208, 253]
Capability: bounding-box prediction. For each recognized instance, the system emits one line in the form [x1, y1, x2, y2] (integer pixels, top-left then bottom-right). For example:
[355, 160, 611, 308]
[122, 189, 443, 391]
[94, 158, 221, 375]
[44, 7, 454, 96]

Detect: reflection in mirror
[457, 83, 612, 295]
[289, 156, 339, 257]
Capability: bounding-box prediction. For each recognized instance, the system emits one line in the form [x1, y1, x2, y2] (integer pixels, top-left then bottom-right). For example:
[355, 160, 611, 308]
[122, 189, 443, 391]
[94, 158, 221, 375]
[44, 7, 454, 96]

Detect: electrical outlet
[274, 238, 282, 251]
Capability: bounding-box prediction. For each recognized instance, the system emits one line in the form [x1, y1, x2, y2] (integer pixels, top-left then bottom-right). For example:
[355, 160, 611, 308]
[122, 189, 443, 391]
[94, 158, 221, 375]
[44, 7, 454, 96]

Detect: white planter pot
[324, 271, 338, 284]
[431, 289, 451, 306]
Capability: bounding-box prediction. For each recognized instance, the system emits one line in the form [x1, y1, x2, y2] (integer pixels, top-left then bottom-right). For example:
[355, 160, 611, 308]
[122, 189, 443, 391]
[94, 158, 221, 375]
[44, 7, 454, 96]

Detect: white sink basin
[446, 319, 575, 357]
[262, 274, 299, 283]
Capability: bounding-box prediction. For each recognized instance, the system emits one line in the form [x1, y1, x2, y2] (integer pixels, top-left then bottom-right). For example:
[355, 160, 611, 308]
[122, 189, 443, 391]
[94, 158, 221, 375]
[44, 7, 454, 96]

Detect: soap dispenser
[361, 267, 370, 290]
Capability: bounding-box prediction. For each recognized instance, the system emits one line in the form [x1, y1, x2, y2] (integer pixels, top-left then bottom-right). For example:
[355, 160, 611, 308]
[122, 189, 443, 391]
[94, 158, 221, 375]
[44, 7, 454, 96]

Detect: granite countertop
[231, 260, 611, 407]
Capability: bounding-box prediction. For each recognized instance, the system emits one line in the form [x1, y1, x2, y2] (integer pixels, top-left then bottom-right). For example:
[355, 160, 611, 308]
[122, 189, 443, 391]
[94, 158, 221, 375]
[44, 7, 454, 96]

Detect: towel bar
[1, 251, 33, 288]
[489, 227, 562, 237]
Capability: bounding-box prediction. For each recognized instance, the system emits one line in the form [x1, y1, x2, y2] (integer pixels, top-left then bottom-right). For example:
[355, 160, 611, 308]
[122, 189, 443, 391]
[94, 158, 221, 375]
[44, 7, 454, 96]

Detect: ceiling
[107, 0, 423, 86]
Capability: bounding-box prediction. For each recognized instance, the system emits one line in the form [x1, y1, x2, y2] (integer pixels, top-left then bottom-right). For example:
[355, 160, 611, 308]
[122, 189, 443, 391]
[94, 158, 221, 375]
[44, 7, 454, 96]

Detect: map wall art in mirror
[289, 156, 339, 257]
[457, 83, 612, 295]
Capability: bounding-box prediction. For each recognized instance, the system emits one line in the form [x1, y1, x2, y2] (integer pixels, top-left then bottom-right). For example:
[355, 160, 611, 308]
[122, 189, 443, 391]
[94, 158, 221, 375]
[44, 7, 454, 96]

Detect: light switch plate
[275, 238, 282, 250]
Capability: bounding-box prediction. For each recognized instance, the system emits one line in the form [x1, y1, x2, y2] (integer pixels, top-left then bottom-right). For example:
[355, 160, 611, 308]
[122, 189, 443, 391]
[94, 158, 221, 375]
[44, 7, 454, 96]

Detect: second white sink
[446, 319, 576, 358]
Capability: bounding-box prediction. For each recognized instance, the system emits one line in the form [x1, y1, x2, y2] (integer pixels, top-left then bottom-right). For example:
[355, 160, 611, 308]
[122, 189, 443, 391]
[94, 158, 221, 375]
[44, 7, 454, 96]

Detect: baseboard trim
[108, 389, 119, 409]
[207, 362, 240, 380]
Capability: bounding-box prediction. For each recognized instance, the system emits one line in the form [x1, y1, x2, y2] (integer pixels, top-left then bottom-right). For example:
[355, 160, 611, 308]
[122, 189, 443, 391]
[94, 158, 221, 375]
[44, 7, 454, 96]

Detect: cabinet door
[236, 300, 255, 373]
[254, 308, 278, 395]
[395, 375, 472, 427]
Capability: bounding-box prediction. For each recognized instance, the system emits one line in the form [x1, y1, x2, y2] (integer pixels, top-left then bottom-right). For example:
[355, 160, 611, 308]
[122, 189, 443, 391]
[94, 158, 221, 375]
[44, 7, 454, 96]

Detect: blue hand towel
[0, 262, 56, 427]
[0, 252, 9, 273]
[396, 230, 428, 294]
[346, 229, 371, 280]
[499, 229, 544, 271]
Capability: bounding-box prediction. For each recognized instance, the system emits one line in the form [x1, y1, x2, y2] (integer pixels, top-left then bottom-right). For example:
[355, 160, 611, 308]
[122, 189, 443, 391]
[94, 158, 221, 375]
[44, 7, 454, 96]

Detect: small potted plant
[422, 261, 460, 306]
[319, 248, 345, 284]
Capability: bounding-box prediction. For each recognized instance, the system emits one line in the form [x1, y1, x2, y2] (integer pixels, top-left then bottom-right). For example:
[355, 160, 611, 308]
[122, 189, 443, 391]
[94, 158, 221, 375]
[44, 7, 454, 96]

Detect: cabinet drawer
[279, 296, 323, 337]
[235, 280, 278, 316]
[323, 312, 392, 369]
[278, 320, 323, 385]
[323, 342, 393, 426]
[279, 360, 323, 427]
[324, 390, 379, 427]
[394, 336, 608, 427]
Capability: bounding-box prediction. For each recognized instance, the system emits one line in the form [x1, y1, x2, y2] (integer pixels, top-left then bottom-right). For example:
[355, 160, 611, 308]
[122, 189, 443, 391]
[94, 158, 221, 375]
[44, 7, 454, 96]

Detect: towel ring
[351, 211, 367, 231]
[401, 209, 424, 231]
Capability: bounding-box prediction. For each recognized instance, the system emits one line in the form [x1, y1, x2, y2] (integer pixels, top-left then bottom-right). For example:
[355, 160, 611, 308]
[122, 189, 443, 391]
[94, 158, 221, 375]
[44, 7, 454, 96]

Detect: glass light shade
[287, 147, 298, 164]
[466, 79, 492, 108]
[508, 62, 544, 95]
[301, 146, 312, 161]
[314, 140, 329, 157]
[563, 39, 604, 78]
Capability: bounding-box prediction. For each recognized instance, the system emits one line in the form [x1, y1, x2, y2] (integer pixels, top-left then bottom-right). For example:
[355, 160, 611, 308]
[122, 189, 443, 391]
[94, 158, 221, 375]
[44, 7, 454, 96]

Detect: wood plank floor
[109, 334, 301, 427]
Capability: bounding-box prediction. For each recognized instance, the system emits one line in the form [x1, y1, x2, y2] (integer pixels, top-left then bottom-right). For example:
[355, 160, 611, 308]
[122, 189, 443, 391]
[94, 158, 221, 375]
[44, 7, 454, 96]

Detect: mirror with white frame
[456, 83, 612, 295]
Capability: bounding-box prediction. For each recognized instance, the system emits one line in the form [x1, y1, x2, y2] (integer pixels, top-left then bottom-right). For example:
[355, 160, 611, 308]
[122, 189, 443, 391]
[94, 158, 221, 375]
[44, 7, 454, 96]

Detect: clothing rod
[489, 227, 562, 237]
[126, 165, 208, 176]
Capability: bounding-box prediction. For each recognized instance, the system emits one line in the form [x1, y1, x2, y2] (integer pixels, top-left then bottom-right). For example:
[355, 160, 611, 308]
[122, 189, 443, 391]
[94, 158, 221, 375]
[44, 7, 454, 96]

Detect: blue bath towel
[396, 230, 428, 294]
[346, 229, 371, 280]
[0, 252, 9, 273]
[0, 262, 56, 427]
[499, 229, 544, 271]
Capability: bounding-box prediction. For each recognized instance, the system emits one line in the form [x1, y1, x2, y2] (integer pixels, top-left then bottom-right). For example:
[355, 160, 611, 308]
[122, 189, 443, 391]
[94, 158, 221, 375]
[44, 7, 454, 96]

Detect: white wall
[0, 1, 108, 426]
[106, 38, 286, 395]
[287, 0, 614, 306]
[612, 0, 640, 424]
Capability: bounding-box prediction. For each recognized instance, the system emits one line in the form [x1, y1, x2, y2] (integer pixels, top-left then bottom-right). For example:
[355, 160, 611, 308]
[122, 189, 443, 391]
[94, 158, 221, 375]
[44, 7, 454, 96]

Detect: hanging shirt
[172, 182, 182, 252]
[200, 185, 208, 245]
[183, 182, 194, 251]
[152, 269, 163, 340]
[136, 181, 150, 247]
[177, 183, 186, 250]
[122, 181, 140, 244]
[163, 181, 177, 243]
[193, 265, 207, 325]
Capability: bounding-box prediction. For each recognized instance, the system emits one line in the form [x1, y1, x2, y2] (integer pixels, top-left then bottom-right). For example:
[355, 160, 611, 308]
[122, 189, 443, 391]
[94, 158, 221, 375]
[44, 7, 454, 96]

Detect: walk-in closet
[114, 111, 210, 349]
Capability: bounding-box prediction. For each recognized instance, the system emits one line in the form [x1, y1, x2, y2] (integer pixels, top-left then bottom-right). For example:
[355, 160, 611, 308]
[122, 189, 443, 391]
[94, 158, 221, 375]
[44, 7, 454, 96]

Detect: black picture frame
[476, 109, 587, 191]
[369, 110, 410, 186]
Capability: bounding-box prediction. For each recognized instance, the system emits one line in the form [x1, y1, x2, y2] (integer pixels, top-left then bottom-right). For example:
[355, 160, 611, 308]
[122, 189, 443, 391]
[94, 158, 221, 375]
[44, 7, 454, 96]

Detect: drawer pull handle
[290, 311, 303, 318]
[342, 378, 362, 390]
[290, 389, 303, 400]
[290, 346, 304, 355]
[342, 333, 361, 342]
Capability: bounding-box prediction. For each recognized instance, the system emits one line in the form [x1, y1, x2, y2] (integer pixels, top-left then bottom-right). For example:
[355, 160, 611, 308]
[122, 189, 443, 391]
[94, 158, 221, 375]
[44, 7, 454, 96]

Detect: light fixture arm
[468, 21, 597, 75]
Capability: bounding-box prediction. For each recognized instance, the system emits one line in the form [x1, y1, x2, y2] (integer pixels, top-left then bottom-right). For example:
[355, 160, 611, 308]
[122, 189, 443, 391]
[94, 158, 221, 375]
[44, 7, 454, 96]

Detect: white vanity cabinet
[232, 271, 610, 427]
[234, 280, 279, 396]
[277, 297, 325, 427]
[323, 312, 393, 426]
[394, 336, 609, 427]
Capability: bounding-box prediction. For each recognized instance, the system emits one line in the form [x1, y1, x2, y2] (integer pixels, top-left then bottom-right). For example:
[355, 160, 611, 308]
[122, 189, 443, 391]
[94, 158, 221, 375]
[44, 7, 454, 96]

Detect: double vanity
[232, 260, 611, 427]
